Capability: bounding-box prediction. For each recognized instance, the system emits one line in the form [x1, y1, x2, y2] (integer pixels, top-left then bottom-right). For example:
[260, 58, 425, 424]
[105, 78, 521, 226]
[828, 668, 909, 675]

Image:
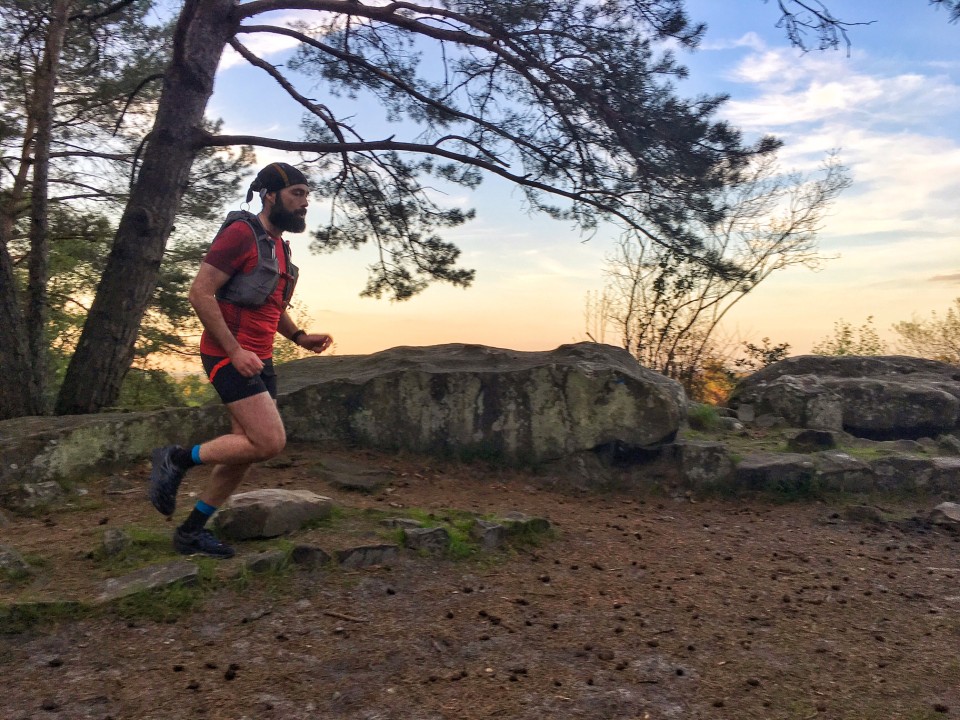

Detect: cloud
[930, 274, 960, 283]
[709, 44, 960, 243]
[700, 32, 766, 52]
[217, 9, 336, 71]
[819, 131, 960, 236]
[723, 63, 959, 130]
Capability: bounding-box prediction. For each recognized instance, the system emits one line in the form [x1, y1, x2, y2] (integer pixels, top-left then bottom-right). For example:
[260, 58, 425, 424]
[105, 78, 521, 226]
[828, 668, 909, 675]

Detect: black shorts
[201, 353, 277, 404]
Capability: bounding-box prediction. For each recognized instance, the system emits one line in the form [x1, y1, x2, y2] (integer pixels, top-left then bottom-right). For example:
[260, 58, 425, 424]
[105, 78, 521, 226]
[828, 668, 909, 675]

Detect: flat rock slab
[97, 560, 199, 604]
[310, 456, 395, 493]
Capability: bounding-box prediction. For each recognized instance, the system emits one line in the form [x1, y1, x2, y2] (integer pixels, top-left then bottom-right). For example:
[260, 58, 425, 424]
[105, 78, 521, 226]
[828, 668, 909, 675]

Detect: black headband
[246, 162, 309, 203]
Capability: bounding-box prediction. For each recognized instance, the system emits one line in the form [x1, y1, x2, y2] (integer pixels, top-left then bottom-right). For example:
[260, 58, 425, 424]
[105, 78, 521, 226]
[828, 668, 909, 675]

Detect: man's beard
[269, 201, 306, 233]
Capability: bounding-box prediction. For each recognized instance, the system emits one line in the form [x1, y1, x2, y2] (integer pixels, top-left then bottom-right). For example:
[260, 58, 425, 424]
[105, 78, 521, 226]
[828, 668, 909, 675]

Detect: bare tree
[599, 152, 850, 394]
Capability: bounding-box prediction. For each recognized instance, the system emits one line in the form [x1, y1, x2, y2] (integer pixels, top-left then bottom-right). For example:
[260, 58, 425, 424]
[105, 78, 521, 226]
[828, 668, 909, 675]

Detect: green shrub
[687, 403, 721, 432]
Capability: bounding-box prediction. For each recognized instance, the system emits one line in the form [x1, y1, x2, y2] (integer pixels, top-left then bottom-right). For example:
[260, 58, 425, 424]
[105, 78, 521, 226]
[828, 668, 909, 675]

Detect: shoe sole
[174, 544, 235, 559]
[173, 532, 235, 559]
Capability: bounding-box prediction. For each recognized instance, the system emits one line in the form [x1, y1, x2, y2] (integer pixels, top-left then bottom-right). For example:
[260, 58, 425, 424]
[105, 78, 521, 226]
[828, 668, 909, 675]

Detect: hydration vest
[214, 210, 299, 308]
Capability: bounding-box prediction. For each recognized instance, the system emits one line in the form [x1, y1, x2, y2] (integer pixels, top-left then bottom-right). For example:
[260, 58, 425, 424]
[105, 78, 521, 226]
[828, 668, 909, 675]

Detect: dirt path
[2, 443, 960, 719]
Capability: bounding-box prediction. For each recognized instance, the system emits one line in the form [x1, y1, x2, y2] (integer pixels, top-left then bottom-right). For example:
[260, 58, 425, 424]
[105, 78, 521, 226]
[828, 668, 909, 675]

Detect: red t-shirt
[199, 220, 292, 359]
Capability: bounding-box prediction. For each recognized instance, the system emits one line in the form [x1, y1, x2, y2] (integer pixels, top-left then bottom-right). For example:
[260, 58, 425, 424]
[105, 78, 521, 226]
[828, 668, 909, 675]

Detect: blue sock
[191, 445, 203, 465]
[180, 500, 217, 533]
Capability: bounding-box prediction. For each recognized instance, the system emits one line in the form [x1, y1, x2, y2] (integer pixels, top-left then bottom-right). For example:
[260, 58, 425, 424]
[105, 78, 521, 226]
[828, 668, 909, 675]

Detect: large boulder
[729, 355, 960, 440]
[277, 343, 686, 465]
[0, 406, 230, 504]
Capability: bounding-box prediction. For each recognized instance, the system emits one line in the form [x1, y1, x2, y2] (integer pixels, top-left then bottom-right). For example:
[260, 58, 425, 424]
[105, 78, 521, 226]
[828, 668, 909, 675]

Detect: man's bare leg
[195, 391, 285, 506]
[198, 391, 286, 468]
[152, 391, 286, 558]
[197, 413, 250, 508]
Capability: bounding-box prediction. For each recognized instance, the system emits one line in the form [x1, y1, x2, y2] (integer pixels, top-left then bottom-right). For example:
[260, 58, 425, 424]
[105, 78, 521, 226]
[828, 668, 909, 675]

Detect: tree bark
[26, 0, 73, 414]
[0, 4, 72, 421]
[0, 246, 37, 420]
[55, 0, 237, 414]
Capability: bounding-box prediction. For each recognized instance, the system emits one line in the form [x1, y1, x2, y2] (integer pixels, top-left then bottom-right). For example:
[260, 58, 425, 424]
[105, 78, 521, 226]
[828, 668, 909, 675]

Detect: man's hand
[298, 333, 333, 354]
[229, 346, 265, 377]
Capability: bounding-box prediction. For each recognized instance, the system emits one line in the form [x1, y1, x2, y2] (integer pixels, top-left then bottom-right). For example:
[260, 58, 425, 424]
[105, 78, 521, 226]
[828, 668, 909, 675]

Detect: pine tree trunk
[55, 0, 237, 414]
[0, 246, 38, 420]
[26, 0, 72, 414]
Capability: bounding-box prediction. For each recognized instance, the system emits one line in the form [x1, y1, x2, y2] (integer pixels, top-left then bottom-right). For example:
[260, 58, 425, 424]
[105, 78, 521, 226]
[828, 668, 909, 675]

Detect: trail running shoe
[148, 445, 186, 517]
[173, 527, 236, 559]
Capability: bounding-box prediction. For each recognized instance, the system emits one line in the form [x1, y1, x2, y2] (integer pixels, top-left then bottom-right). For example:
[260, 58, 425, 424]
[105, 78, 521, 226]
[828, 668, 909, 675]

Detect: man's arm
[278, 309, 333, 354]
[189, 263, 264, 377]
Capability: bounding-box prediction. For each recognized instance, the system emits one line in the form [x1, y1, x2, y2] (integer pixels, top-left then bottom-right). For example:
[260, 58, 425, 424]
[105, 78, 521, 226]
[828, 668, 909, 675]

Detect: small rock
[101, 528, 131, 557]
[470, 520, 506, 551]
[936, 435, 960, 456]
[930, 502, 960, 526]
[242, 551, 287, 574]
[843, 505, 884, 524]
[290, 545, 332, 568]
[380, 517, 422, 530]
[719, 417, 744, 432]
[403, 527, 451, 554]
[736, 404, 756, 423]
[498, 512, 551, 535]
[754, 414, 788, 429]
[19, 481, 64, 509]
[336, 544, 399, 570]
[0, 545, 31, 576]
[787, 429, 838, 453]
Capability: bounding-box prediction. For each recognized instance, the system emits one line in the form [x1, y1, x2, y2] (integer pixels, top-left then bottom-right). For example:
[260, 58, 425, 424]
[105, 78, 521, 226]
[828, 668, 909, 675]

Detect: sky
[203, 0, 960, 358]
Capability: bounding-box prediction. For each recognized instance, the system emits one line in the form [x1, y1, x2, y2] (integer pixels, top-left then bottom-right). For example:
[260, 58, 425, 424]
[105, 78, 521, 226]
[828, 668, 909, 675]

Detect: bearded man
[148, 162, 332, 558]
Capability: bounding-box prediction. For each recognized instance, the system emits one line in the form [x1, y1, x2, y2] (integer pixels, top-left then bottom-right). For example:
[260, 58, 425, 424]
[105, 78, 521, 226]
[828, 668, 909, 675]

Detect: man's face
[268, 184, 309, 233]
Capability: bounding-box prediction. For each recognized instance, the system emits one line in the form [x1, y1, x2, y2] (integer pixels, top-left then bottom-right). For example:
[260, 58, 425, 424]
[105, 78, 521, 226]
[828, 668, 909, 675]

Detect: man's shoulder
[204, 217, 261, 272]
[213, 217, 258, 246]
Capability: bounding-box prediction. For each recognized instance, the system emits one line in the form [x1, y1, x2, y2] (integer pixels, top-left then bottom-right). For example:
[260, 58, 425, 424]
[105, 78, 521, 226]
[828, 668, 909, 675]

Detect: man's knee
[250, 426, 285, 460]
